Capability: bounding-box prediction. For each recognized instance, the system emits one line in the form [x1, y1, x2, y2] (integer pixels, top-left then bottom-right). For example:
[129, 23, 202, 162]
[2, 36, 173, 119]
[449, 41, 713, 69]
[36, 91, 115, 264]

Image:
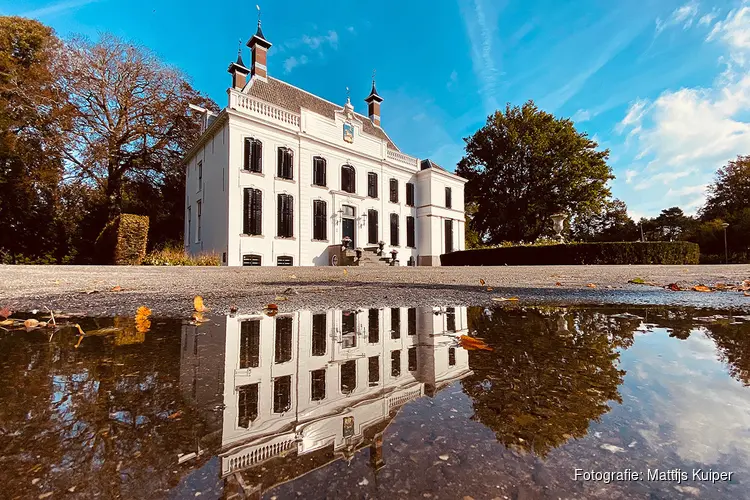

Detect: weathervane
[256, 4, 261, 27]
[237, 38, 242, 57]
[372, 69, 376, 86]
[345, 86, 350, 102]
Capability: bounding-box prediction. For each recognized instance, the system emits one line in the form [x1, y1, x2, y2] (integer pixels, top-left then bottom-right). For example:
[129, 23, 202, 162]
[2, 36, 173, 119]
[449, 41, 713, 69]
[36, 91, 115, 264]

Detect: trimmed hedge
[441, 241, 700, 266]
[94, 214, 150, 265]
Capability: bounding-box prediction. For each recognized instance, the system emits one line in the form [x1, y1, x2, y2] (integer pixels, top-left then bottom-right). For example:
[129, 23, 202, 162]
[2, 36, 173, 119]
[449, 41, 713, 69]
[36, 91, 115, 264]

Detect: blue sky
[4, 0, 750, 219]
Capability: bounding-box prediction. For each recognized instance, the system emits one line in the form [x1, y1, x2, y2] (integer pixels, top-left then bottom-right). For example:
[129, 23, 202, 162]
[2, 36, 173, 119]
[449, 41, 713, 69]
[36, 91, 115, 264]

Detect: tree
[464, 201, 483, 248]
[0, 17, 71, 263]
[58, 34, 217, 225]
[571, 198, 638, 242]
[456, 101, 613, 243]
[701, 155, 750, 221]
[652, 207, 693, 241]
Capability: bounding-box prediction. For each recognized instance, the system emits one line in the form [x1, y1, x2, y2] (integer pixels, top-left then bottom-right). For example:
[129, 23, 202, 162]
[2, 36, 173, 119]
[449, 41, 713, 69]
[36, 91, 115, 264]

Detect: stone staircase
[353, 246, 398, 267]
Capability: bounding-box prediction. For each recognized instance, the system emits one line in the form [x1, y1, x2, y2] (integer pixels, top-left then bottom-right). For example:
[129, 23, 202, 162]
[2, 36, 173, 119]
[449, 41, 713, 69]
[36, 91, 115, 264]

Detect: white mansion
[183, 20, 466, 266]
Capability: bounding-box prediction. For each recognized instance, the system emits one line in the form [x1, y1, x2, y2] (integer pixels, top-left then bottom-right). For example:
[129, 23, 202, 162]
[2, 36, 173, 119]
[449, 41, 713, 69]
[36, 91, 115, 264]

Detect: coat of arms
[343, 122, 354, 143]
[343, 416, 354, 437]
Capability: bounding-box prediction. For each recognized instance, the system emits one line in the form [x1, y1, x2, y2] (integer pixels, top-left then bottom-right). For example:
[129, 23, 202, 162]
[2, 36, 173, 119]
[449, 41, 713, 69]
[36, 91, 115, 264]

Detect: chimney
[227, 44, 250, 89]
[247, 18, 272, 80]
[364, 76, 383, 127]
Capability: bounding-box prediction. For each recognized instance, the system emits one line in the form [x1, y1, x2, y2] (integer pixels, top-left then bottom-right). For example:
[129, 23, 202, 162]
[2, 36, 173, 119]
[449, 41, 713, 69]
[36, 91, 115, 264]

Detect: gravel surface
[2, 264, 750, 316]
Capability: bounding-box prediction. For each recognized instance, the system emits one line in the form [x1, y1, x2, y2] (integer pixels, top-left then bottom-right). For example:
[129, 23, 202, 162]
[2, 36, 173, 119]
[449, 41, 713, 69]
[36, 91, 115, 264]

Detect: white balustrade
[386, 148, 419, 169]
[230, 90, 300, 128]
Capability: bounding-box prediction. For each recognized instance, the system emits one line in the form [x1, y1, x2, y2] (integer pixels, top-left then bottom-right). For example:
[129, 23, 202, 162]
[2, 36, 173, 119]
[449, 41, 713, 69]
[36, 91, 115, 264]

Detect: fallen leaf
[193, 295, 207, 312]
[343, 269, 348, 276]
[288, 274, 297, 279]
[0, 306, 11, 319]
[586, 283, 597, 288]
[492, 297, 519, 302]
[459, 335, 494, 351]
[111, 285, 123, 292]
[692, 285, 712, 292]
[24, 319, 40, 329]
[479, 279, 486, 286]
[275, 295, 288, 301]
[486, 287, 493, 291]
[167, 410, 183, 419]
[628, 277, 646, 284]
[666, 283, 682, 291]
[191, 312, 209, 324]
[229, 305, 238, 314]
[555, 282, 562, 286]
[73, 323, 85, 336]
[0, 319, 14, 326]
[135, 306, 152, 333]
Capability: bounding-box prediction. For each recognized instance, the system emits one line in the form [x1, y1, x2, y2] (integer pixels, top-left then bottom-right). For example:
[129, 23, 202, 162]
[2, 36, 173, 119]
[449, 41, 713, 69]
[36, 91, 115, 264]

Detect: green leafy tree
[653, 207, 694, 241]
[456, 101, 613, 243]
[571, 198, 639, 242]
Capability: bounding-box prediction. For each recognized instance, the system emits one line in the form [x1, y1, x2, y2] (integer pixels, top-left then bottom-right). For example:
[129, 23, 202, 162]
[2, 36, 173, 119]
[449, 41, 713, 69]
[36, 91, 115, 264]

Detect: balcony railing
[387, 148, 419, 169]
[230, 90, 300, 128]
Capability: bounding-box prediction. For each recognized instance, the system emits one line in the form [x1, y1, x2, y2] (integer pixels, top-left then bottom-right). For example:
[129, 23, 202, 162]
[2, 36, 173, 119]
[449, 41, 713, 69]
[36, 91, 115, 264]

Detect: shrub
[142, 246, 220, 266]
[441, 241, 700, 266]
[94, 214, 150, 265]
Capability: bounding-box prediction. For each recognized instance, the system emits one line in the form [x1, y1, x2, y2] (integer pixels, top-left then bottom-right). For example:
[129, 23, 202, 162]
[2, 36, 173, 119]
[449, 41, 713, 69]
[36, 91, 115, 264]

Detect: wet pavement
[2, 305, 750, 499]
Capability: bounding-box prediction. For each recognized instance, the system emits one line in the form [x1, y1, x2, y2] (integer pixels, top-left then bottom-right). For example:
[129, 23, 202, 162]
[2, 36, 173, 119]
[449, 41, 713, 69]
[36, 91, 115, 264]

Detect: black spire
[364, 71, 383, 103]
[248, 6, 272, 49]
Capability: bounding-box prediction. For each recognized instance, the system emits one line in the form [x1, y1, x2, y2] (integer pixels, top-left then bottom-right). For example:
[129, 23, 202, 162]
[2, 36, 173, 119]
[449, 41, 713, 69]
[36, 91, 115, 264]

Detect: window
[406, 216, 415, 248]
[277, 147, 293, 180]
[313, 156, 326, 186]
[448, 347, 456, 366]
[243, 188, 262, 236]
[187, 206, 191, 244]
[273, 375, 292, 413]
[244, 138, 262, 173]
[446, 307, 456, 332]
[277, 256, 293, 266]
[445, 219, 454, 253]
[196, 200, 202, 242]
[197, 161, 202, 192]
[389, 178, 398, 203]
[445, 187, 452, 208]
[391, 350, 401, 377]
[408, 347, 417, 371]
[275, 317, 293, 363]
[312, 314, 327, 356]
[313, 200, 327, 240]
[239, 320, 260, 369]
[406, 183, 415, 206]
[368, 356, 380, 385]
[367, 172, 378, 198]
[237, 384, 259, 428]
[277, 194, 294, 237]
[390, 213, 399, 246]
[311, 369, 326, 401]
[407, 308, 416, 336]
[368, 209, 378, 244]
[368, 309, 379, 343]
[243, 254, 261, 266]
[341, 165, 356, 193]
[342, 311, 357, 348]
[341, 360, 356, 394]
[391, 307, 400, 339]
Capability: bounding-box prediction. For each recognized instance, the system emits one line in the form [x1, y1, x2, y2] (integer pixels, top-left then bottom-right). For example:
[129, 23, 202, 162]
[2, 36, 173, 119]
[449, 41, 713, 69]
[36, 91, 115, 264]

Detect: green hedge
[441, 241, 700, 266]
[94, 214, 150, 265]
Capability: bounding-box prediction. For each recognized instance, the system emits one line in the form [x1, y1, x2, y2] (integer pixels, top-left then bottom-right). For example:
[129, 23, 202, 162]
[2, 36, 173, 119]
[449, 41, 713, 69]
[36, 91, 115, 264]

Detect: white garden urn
[551, 213, 567, 242]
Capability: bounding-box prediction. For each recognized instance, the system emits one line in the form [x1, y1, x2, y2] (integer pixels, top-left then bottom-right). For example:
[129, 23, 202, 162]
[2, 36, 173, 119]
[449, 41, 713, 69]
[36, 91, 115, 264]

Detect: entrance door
[445, 219, 453, 253]
[342, 218, 355, 248]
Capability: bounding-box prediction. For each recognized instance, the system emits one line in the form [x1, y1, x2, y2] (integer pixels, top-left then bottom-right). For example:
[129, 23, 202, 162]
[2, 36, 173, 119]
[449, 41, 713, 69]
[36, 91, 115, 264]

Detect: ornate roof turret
[364, 76, 383, 103]
[247, 6, 272, 49]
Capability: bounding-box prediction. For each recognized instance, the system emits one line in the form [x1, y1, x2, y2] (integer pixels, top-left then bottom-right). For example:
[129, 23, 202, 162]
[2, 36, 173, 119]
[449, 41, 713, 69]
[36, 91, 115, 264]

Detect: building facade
[183, 20, 467, 267]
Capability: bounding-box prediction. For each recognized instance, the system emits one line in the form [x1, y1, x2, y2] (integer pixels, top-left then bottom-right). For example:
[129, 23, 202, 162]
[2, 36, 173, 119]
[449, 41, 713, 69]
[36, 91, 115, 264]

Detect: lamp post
[721, 222, 729, 264]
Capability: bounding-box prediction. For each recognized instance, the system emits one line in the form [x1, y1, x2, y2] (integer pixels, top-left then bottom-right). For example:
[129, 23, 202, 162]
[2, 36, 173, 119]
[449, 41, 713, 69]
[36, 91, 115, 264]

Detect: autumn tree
[571, 198, 639, 242]
[58, 34, 217, 237]
[456, 101, 613, 243]
[0, 17, 71, 262]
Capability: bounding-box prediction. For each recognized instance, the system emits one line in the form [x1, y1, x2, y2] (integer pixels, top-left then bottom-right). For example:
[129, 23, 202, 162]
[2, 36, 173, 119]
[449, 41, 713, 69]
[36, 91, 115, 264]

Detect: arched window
[341, 165, 355, 193]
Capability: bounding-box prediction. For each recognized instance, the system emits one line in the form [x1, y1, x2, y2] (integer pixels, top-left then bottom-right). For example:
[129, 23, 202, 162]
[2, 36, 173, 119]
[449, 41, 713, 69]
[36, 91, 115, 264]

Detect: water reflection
[2, 306, 750, 498]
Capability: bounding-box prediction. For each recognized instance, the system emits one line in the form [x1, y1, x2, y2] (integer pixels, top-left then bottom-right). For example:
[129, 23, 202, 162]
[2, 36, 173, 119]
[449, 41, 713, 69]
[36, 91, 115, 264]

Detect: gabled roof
[246, 77, 399, 151]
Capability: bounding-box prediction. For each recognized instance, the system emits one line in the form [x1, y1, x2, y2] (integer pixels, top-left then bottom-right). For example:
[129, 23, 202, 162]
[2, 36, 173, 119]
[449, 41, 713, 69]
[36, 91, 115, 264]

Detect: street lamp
[721, 223, 729, 264]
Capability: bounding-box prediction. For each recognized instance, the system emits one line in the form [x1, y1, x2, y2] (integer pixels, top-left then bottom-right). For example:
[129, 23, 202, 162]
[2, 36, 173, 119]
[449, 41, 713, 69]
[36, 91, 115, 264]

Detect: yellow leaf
[343, 269, 348, 276]
[111, 285, 123, 292]
[486, 287, 493, 291]
[135, 306, 152, 333]
[492, 297, 519, 302]
[24, 319, 39, 328]
[586, 283, 597, 288]
[0, 319, 14, 326]
[275, 296, 288, 301]
[692, 285, 712, 292]
[191, 312, 208, 324]
[193, 295, 207, 312]
[479, 279, 486, 286]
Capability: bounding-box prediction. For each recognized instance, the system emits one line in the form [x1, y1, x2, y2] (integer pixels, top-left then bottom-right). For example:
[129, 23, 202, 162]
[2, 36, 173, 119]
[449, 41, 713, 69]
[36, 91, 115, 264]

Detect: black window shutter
[390, 213, 399, 246]
[368, 209, 378, 244]
[277, 148, 283, 178]
[243, 188, 251, 234]
[277, 194, 283, 236]
[390, 179, 398, 203]
[368, 173, 377, 198]
[243, 139, 251, 170]
[407, 216, 415, 247]
[251, 189, 262, 235]
[252, 140, 262, 172]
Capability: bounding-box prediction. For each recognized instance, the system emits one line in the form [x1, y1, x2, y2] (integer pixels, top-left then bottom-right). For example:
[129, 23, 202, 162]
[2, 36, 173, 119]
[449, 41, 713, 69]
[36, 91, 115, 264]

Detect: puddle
[1, 306, 750, 499]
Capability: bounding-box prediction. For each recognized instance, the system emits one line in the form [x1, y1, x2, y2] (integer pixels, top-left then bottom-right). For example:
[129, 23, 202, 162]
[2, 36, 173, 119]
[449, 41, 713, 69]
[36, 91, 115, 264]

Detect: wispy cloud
[279, 27, 349, 73]
[459, 0, 502, 113]
[655, 1, 700, 35]
[572, 109, 591, 122]
[301, 30, 338, 50]
[20, 0, 98, 18]
[447, 70, 458, 89]
[625, 169, 638, 184]
[634, 170, 693, 190]
[283, 55, 308, 74]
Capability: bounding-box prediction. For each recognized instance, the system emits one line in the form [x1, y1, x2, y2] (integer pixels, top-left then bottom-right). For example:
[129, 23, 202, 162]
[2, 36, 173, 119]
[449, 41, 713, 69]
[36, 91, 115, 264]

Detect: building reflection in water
[179, 306, 471, 496]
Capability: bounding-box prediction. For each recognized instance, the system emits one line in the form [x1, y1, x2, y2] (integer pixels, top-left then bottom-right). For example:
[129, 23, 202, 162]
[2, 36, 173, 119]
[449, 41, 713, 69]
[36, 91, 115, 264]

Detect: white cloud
[699, 12, 718, 26]
[572, 109, 592, 122]
[447, 70, 458, 89]
[665, 183, 708, 197]
[283, 55, 308, 74]
[656, 1, 701, 34]
[20, 0, 98, 18]
[459, 0, 501, 113]
[617, 98, 650, 134]
[347, 26, 355, 33]
[707, 3, 750, 66]
[625, 169, 638, 184]
[301, 30, 339, 50]
[633, 170, 693, 190]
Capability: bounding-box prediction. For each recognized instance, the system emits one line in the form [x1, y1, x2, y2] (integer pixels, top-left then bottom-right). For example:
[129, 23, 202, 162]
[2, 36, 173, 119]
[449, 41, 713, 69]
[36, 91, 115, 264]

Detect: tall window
[311, 369, 326, 401]
[367, 172, 378, 198]
[406, 183, 415, 206]
[239, 320, 260, 368]
[368, 356, 380, 385]
[391, 307, 401, 339]
[312, 313, 327, 356]
[187, 206, 191, 243]
[408, 347, 417, 371]
[197, 161, 202, 192]
[406, 216, 415, 248]
[407, 308, 416, 336]
[445, 218, 454, 253]
[445, 186, 452, 208]
[391, 350, 401, 377]
[277, 194, 294, 237]
[243, 188, 262, 236]
[342, 311, 357, 349]
[341, 360, 357, 394]
[196, 200, 202, 242]
[244, 138, 262, 173]
[368, 309, 379, 343]
[341, 165, 356, 193]
[390, 213, 399, 246]
[275, 317, 293, 363]
[313, 156, 326, 186]
[448, 347, 456, 366]
[273, 375, 292, 413]
[237, 384, 259, 428]
[389, 178, 398, 203]
[277, 147, 294, 179]
[368, 209, 378, 244]
[312, 200, 327, 240]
